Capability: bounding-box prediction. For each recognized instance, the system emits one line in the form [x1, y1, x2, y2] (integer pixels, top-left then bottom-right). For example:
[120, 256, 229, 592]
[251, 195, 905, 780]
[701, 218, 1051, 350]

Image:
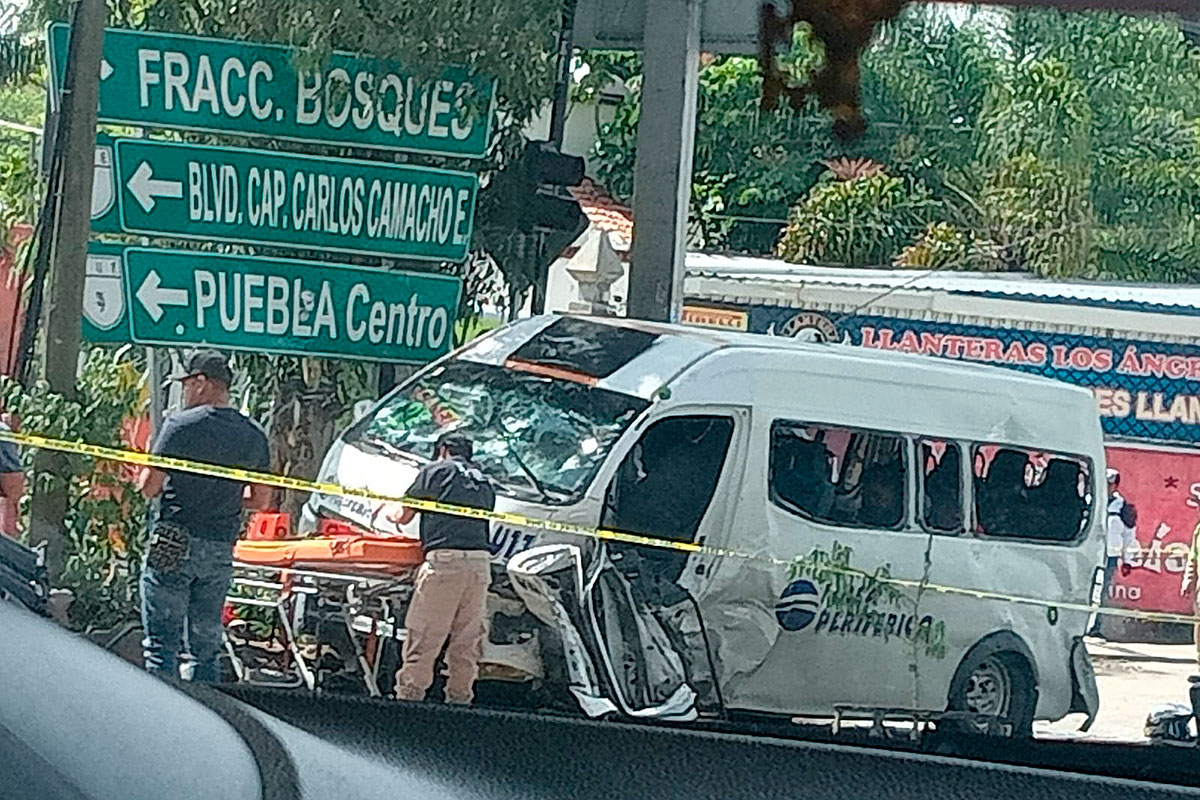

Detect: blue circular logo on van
[776, 579, 820, 631]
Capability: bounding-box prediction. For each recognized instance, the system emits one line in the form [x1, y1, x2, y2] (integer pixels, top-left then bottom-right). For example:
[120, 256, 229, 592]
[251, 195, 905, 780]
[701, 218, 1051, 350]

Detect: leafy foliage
[589, 33, 829, 255]
[777, 172, 938, 266]
[0, 33, 45, 88]
[588, 4, 1200, 281]
[0, 84, 43, 249]
[0, 347, 148, 631]
[895, 222, 968, 270]
[0, 136, 37, 247]
[234, 352, 375, 518]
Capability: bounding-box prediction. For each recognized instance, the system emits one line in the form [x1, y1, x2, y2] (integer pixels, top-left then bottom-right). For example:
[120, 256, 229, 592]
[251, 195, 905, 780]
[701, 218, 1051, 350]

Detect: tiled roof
[569, 178, 633, 252]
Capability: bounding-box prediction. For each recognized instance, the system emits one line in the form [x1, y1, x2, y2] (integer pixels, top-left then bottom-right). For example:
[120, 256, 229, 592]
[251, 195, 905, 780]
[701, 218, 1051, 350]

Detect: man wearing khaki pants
[391, 433, 496, 704]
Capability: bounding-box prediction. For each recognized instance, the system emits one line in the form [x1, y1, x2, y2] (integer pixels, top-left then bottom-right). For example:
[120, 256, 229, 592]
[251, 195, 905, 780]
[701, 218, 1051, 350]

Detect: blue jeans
[140, 535, 234, 681]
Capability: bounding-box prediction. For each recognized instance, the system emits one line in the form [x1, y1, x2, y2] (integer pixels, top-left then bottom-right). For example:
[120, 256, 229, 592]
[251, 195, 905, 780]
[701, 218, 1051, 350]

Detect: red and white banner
[1105, 446, 1200, 616]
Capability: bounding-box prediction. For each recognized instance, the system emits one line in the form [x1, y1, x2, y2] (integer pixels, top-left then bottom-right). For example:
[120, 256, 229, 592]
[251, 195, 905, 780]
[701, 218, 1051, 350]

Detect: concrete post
[625, 0, 701, 323]
[28, 0, 107, 583]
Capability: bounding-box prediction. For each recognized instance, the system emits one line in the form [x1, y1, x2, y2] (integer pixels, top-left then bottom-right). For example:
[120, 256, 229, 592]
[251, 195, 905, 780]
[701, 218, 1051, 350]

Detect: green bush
[0, 347, 149, 632]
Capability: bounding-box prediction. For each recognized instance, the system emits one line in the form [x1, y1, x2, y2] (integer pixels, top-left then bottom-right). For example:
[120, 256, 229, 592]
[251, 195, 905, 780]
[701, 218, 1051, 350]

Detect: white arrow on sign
[127, 161, 183, 213]
[136, 270, 189, 322]
[100, 60, 113, 80]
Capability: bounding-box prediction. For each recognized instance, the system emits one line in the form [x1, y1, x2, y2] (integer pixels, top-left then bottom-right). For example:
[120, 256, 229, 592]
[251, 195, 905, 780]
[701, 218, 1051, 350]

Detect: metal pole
[626, 0, 701, 323]
[138, 129, 163, 440]
[148, 347, 163, 437]
[549, 0, 578, 148]
[28, 0, 107, 583]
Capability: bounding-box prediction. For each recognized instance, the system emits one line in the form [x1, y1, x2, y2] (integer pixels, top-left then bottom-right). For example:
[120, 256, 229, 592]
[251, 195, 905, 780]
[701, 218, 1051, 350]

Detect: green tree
[777, 171, 938, 266]
[896, 222, 971, 270]
[589, 30, 831, 254]
[0, 348, 149, 632]
[0, 78, 45, 250]
[1016, 11, 1200, 280]
[588, 4, 1200, 281]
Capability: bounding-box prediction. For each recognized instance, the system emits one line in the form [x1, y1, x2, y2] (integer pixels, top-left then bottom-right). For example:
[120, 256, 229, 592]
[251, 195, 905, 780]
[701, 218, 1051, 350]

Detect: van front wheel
[946, 651, 1035, 738]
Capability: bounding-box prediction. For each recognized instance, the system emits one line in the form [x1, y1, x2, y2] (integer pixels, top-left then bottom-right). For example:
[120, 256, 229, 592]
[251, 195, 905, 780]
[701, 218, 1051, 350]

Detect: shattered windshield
[346, 359, 649, 503]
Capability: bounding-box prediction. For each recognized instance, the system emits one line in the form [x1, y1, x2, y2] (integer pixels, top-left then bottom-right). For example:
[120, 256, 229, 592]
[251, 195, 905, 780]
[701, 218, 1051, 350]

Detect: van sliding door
[587, 414, 739, 717]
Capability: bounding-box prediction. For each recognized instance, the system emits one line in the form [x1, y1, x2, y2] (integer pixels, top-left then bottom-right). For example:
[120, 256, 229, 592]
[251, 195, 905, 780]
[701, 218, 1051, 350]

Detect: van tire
[945, 650, 1036, 738]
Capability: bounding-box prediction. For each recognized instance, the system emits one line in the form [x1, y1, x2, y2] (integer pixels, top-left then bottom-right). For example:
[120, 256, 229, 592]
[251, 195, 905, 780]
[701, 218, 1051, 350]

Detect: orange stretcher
[233, 535, 425, 575]
[227, 534, 424, 696]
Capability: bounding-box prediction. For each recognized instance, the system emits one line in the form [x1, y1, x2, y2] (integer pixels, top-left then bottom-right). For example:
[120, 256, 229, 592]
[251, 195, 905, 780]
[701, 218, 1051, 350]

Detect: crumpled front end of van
[509, 545, 699, 721]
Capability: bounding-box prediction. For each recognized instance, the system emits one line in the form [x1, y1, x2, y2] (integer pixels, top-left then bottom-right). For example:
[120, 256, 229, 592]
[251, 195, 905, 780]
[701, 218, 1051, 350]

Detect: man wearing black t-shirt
[138, 351, 272, 682]
[390, 433, 496, 704]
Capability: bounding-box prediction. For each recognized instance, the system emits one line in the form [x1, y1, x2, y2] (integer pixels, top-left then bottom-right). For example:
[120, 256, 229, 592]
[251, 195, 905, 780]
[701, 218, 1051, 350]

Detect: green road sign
[122, 247, 461, 362]
[80, 243, 463, 361]
[91, 135, 119, 234]
[95, 139, 478, 262]
[48, 23, 496, 158]
[81, 242, 129, 343]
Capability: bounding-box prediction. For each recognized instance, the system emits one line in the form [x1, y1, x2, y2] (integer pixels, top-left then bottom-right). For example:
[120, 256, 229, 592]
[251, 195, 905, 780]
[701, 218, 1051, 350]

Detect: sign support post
[30, 0, 106, 585]
[138, 127, 166, 441]
[626, 0, 700, 324]
[549, 0, 579, 147]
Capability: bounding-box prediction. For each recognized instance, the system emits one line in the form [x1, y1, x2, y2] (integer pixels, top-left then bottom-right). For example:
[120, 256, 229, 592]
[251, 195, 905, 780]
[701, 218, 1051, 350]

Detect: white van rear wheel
[964, 656, 1012, 719]
[947, 650, 1035, 737]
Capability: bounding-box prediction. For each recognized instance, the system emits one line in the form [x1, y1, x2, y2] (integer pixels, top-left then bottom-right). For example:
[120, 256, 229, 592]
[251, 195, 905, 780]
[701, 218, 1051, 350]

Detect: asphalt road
[1037, 640, 1196, 743]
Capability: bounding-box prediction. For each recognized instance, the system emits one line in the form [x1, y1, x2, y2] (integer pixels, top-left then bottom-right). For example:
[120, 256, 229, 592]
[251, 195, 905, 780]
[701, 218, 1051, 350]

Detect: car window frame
[917, 437, 967, 537]
[768, 418, 912, 534]
[968, 441, 1097, 547]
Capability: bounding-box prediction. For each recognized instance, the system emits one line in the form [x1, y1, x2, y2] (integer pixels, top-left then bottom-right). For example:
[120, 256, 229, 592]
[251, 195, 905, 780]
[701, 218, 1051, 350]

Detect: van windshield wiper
[496, 433, 553, 503]
[356, 436, 425, 465]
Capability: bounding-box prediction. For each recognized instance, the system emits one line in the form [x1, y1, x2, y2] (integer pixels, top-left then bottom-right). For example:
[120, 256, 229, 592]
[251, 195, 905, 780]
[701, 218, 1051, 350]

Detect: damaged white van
[300, 315, 1104, 735]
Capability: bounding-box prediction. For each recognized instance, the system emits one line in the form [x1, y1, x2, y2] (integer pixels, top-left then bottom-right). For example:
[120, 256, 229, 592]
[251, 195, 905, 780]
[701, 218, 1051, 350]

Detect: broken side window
[770, 421, 907, 530]
[604, 415, 734, 546]
[972, 444, 1092, 542]
[921, 439, 963, 534]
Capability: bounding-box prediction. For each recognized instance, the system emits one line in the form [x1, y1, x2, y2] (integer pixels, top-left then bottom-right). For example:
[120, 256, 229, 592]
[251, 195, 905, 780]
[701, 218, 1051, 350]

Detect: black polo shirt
[406, 456, 495, 552]
[151, 405, 270, 543]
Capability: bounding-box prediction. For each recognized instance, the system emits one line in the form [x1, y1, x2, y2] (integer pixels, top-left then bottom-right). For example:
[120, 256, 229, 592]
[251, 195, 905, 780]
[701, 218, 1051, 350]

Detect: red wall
[0, 224, 33, 375]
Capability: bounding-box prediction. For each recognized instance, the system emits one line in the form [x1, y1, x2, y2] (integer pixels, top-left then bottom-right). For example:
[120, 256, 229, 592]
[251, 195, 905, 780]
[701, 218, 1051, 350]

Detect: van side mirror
[352, 400, 374, 423]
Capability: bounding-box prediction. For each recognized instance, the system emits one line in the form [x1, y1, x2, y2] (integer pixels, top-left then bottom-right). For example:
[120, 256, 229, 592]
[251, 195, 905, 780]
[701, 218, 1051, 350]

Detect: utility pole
[535, 0, 580, 315]
[548, 0, 578, 149]
[28, 0, 107, 583]
[626, 0, 701, 323]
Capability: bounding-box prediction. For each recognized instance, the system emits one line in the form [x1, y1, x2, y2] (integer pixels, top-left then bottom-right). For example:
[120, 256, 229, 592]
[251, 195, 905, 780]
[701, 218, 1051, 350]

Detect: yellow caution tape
[4, 427, 1199, 627]
[0, 428, 710, 554]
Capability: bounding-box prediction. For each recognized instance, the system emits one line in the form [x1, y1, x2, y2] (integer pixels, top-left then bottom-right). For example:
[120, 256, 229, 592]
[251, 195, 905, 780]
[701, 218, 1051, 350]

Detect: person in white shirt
[1088, 468, 1138, 637]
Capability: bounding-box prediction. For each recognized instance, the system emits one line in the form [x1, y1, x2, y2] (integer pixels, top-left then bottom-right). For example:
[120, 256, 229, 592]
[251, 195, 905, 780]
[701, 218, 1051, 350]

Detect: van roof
[463, 314, 1094, 401]
[584, 315, 1091, 392]
[456, 315, 1103, 455]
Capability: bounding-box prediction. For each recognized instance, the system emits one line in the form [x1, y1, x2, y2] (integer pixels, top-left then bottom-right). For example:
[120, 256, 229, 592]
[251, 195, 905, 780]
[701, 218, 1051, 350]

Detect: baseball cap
[1106, 468, 1120, 483]
[171, 349, 233, 386]
[436, 432, 474, 459]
